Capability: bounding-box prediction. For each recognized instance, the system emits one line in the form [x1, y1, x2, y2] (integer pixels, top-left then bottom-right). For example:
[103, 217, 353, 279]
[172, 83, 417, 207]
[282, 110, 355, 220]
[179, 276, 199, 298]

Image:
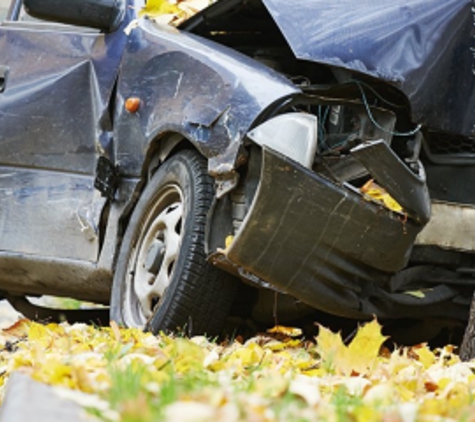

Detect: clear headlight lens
[247, 113, 318, 168]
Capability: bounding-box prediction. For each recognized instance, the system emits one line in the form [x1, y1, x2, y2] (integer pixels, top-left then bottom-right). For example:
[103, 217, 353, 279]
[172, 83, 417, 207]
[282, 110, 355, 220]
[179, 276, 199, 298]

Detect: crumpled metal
[262, 0, 475, 137]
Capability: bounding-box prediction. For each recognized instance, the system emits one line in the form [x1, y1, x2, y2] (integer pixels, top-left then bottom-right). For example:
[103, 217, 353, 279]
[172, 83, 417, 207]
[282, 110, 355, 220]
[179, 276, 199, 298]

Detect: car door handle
[0, 65, 9, 93]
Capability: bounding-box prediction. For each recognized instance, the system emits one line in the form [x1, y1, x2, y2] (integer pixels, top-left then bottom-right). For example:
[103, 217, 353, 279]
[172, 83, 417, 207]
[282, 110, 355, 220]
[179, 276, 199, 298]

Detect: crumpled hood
[261, 0, 475, 137]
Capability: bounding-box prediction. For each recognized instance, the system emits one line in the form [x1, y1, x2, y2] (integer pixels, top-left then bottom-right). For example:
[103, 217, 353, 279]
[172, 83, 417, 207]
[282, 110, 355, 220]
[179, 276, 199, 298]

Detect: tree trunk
[460, 289, 475, 361]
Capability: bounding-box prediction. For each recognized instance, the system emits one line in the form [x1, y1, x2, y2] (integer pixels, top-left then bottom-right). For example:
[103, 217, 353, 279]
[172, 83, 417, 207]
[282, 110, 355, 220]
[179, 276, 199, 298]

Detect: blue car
[0, 0, 473, 340]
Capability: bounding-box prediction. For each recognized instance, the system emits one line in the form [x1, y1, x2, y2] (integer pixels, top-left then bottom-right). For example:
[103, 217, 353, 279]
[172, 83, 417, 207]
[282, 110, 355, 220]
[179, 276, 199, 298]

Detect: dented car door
[0, 1, 124, 262]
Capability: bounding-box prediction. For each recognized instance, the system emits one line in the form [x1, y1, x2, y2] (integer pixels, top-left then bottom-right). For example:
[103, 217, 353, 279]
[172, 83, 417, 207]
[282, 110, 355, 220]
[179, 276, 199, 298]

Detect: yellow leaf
[254, 372, 288, 398]
[28, 322, 54, 349]
[27, 322, 48, 341]
[316, 319, 387, 375]
[267, 326, 302, 337]
[444, 382, 471, 409]
[226, 343, 264, 368]
[33, 359, 74, 388]
[264, 339, 302, 351]
[346, 320, 388, 375]
[138, 0, 213, 27]
[360, 179, 403, 213]
[315, 324, 346, 372]
[139, 0, 181, 18]
[3, 318, 31, 338]
[363, 382, 395, 406]
[404, 290, 426, 298]
[301, 367, 324, 377]
[413, 345, 436, 369]
[168, 338, 205, 373]
[225, 235, 234, 249]
[109, 320, 122, 343]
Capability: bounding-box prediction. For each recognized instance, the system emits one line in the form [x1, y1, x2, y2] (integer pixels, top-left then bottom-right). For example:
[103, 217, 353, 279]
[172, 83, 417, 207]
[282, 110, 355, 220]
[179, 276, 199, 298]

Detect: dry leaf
[139, 0, 214, 27]
[316, 319, 387, 375]
[0, 317, 474, 422]
[267, 326, 302, 337]
[403, 290, 425, 299]
[360, 179, 403, 213]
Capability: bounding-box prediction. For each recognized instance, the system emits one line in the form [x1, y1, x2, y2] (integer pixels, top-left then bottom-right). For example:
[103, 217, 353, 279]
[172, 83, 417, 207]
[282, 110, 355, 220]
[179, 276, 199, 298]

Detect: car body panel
[261, 0, 475, 137]
[0, 252, 111, 301]
[218, 148, 465, 321]
[114, 19, 300, 177]
[0, 169, 104, 261]
[225, 148, 416, 317]
[0, 6, 129, 261]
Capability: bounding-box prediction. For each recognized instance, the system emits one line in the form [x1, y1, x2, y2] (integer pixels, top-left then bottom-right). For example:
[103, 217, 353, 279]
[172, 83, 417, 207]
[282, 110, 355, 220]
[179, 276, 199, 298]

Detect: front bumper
[217, 148, 424, 318]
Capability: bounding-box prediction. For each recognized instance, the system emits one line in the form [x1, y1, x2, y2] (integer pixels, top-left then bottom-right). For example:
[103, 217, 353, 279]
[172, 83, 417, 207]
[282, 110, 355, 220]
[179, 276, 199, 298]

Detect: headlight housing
[247, 113, 318, 169]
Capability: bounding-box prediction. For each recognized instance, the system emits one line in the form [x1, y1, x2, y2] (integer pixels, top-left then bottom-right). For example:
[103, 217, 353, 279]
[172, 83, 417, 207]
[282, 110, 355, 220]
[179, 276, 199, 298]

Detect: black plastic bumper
[224, 148, 424, 318]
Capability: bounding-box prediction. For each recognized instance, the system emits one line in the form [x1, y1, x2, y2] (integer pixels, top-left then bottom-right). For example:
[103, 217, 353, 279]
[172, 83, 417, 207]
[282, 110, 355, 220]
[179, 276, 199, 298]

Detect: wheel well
[117, 133, 200, 242]
[143, 133, 194, 182]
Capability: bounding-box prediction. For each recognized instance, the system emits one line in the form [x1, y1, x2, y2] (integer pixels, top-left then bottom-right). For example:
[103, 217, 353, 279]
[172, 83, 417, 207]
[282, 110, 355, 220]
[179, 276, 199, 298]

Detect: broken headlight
[247, 112, 318, 169]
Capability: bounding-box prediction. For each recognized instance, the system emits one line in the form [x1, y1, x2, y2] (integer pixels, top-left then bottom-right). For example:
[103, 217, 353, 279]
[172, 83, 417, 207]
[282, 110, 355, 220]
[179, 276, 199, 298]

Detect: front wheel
[110, 150, 237, 335]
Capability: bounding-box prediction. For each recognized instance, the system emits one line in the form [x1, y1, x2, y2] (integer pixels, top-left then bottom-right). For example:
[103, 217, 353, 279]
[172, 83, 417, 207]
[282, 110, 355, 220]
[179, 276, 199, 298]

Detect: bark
[460, 289, 475, 361]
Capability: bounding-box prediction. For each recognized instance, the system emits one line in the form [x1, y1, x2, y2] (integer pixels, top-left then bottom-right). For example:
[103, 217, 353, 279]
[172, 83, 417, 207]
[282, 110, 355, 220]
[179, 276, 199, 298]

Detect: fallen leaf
[225, 235, 234, 249]
[346, 320, 388, 374]
[316, 319, 387, 375]
[3, 319, 30, 338]
[360, 179, 403, 213]
[315, 324, 346, 372]
[289, 374, 321, 406]
[267, 326, 302, 338]
[403, 290, 426, 299]
[139, 0, 181, 18]
[139, 0, 214, 27]
[109, 320, 122, 343]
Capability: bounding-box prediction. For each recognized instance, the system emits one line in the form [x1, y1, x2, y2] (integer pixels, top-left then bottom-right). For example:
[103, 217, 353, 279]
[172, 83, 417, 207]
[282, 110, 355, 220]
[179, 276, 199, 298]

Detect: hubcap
[123, 185, 184, 327]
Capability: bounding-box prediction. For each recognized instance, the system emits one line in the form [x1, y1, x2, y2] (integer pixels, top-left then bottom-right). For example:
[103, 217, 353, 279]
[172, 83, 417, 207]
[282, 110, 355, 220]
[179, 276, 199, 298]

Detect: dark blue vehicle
[0, 0, 474, 340]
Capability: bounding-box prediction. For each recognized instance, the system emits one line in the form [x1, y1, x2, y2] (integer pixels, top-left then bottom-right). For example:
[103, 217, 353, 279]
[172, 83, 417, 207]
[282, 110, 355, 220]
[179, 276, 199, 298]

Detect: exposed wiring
[317, 105, 330, 150]
[354, 80, 422, 137]
[347, 79, 405, 108]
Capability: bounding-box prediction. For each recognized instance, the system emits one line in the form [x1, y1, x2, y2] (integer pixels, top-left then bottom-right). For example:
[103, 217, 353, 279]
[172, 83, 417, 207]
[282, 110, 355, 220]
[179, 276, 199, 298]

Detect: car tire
[110, 149, 237, 335]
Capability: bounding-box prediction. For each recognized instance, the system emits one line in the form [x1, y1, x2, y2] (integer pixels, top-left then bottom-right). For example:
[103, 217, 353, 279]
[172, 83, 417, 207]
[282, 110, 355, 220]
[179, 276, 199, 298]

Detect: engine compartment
[188, 0, 475, 324]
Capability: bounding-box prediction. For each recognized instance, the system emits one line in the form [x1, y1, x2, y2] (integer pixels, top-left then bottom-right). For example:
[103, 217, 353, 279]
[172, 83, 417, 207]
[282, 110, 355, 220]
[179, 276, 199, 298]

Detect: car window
[0, 0, 9, 21]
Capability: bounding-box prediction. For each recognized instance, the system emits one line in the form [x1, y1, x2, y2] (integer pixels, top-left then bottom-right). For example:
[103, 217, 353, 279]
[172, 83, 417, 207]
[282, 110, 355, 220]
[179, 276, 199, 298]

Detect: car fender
[114, 19, 300, 179]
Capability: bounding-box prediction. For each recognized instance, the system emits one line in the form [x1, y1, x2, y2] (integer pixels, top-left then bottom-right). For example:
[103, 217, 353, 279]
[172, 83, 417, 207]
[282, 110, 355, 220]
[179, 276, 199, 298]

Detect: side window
[0, 0, 10, 22]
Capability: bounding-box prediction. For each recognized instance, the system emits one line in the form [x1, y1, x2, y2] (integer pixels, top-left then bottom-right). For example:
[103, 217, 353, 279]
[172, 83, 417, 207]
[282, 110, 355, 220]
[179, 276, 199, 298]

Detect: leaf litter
[0, 318, 475, 421]
[139, 0, 214, 26]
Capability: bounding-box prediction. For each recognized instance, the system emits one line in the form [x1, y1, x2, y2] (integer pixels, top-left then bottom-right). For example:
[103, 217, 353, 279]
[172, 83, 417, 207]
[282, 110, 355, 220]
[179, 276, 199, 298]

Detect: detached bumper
[223, 148, 424, 318]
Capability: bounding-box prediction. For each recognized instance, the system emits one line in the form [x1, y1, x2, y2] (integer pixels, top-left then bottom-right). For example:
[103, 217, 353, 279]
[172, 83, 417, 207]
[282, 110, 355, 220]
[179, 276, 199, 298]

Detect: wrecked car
[0, 0, 474, 339]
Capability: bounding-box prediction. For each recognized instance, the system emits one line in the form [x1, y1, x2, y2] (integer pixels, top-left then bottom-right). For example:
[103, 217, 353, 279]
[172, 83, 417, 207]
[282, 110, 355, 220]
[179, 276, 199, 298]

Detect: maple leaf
[346, 320, 388, 374]
[315, 324, 346, 372]
[1, 317, 475, 421]
[316, 319, 387, 375]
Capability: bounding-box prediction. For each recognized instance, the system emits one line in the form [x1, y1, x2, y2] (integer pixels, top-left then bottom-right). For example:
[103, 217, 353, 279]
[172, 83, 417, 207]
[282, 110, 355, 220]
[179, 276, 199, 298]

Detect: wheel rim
[123, 184, 184, 328]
